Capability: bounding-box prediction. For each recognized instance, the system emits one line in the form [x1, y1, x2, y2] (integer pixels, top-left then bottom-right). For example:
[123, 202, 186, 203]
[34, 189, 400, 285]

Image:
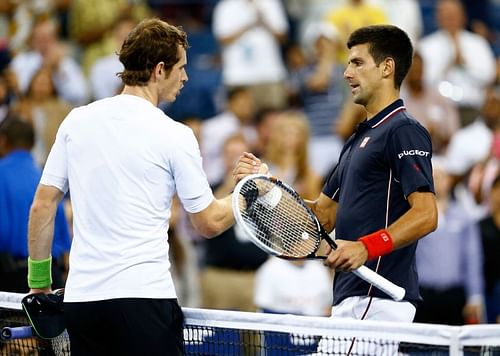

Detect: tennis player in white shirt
[26, 18, 266, 356]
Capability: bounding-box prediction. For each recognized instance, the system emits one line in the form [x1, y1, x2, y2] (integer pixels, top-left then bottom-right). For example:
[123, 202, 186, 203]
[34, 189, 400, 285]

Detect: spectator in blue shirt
[0, 117, 71, 292]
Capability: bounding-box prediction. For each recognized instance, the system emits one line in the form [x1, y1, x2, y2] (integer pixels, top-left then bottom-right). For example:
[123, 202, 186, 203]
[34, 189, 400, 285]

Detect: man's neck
[365, 91, 400, 119]
[121, 85, 158, 107]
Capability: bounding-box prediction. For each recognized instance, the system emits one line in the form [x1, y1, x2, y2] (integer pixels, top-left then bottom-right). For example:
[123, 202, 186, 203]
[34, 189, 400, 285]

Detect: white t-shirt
[213, 0, 288, 86]
[41, 94, 214, 302]
[254, 258, 333, 316]
[418, 30, 496, 108]
[201, 111, 258, 185]
[444, 119, 493, 176]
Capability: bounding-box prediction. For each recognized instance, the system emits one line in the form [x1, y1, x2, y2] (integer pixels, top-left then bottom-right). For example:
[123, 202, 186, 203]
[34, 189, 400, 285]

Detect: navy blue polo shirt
[323, 99, 434, 306]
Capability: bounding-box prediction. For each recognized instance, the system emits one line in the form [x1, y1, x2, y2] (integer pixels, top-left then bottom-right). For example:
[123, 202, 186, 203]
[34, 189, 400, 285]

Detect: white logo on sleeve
[397, 150, 430, 159]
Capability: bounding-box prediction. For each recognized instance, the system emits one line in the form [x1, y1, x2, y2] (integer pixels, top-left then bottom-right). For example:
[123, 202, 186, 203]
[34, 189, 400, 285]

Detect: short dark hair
[0, 117, 35, 149]
[118, 18, 188, 86]
[347, 25, 413, 89]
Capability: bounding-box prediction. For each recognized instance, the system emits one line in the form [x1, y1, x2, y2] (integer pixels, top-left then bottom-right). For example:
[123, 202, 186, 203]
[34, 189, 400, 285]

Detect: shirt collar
[364, 99, 406, 129]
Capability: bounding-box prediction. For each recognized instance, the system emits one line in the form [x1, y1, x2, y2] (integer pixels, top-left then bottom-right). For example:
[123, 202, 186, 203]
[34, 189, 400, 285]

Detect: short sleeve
[386, 123, 434, 198]
[171, 128, 214, 214]
[322, 163, 341, 201]
[40, 118, 69, 193]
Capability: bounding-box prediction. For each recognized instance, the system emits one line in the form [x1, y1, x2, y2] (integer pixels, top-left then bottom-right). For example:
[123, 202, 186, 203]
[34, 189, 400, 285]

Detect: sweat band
[27, 256, 52, 289]
[359, 229, 393, 261]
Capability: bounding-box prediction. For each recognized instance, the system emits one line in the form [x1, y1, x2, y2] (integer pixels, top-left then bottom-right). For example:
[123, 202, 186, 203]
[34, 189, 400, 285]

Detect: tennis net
[1, 291, 500, 355]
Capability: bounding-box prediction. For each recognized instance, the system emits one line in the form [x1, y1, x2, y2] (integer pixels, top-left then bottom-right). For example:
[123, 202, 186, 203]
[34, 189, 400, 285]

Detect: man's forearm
[28, 201, 57, 259]
[28, 186, 63, 259]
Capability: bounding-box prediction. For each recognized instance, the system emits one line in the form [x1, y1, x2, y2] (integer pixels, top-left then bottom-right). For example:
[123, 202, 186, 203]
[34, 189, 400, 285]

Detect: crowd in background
[0, 0, 499, 326]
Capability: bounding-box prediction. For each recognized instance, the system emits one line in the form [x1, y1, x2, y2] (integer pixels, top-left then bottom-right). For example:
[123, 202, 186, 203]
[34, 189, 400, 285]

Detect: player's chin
[164, 93, 178, 103]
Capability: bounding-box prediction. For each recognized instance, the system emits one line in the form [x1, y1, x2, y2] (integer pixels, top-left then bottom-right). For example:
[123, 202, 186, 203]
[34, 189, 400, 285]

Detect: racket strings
[239, 179, 320, 257]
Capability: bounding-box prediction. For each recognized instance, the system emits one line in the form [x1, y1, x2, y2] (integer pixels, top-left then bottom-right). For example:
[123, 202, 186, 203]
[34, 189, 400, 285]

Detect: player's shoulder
[390, 109, 428, 134]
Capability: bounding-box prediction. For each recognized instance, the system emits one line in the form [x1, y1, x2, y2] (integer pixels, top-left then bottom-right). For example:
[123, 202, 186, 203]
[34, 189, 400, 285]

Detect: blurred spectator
[11, 67, 72, 166]
[467, 88, 500, 209]
[69, 0, 150, 72]
[445, 86, 499, 194]
[201, 133, 269, 312]
[415, 159, 484, 325]
[162, 8, 221, 121]
[254, 258, 333, 316]
[324, 0, 388, 64]
[0, 0, 41, 53]
[201, 86, 257, 186]
[264, 110, 322, 200]
[10, 17, 88, 106]
[0, 46, 19, 123]
[289, 22, 348, 178]
[479, 174, 500, 323]
[0, 117, 71, 293]
[89, 16, 137, 100]
[212, 0, 289, 111]
[462, 0, 500, 58]
[418, 0, 496, 124]
[253, 107, 283, 157]
[401, 52, 460, 154]
[379, 0, 423, 45]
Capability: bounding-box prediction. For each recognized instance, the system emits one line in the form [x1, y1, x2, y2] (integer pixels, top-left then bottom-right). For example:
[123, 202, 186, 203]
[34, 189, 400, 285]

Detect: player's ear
[153, 62, 165, 80]
[382, 57, 395, 78]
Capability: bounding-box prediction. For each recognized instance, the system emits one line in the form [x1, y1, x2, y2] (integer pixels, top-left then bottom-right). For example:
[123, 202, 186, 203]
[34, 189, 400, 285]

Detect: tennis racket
[232, 174, 406, 301]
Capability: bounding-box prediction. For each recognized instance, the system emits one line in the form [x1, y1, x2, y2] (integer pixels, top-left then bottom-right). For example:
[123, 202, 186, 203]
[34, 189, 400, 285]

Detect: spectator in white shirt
[10, 17, 88, 106]
[213, 0, 289, 111]
[418, 0, 495, 120]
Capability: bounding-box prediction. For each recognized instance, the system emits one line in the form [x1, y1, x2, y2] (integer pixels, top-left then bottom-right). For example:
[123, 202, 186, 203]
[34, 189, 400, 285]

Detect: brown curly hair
[118, 18, 188, 86]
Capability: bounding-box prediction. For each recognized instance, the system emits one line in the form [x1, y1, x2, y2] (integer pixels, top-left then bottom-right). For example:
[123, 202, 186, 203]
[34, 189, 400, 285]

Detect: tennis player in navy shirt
[308, 25, 438, 323]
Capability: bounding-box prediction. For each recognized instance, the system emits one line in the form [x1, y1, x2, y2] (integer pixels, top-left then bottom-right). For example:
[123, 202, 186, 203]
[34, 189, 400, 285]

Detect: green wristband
[27, 256, 52, 289]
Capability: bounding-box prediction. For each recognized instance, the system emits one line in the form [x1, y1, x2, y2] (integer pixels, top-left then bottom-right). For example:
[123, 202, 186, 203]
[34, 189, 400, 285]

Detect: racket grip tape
[359, 229, 393, 261]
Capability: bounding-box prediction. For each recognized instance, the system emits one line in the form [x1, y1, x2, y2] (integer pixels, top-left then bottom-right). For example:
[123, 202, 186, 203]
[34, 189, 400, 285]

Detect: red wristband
[359, 229, 393, 260]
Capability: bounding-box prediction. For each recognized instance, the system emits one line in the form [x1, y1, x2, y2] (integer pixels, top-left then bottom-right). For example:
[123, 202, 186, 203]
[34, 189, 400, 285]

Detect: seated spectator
[415, 159, 484, 325]
[0, 117, 71, 293]
[201, 133, 269, 312]
[445, 86, 499, 218]
[324, 0, 388, 64]
[201, 86, 257, 186]
[11, 67, 72, 166]
[264, 110, 323, 200]
[480, 174, 500, 324]
[89, 15, 136, 100]
[288, 22, 348, 178]
[467, 88, 500, 209]
[254, 258, 333, 316]
[401, 52, 460, 154]
[418, 0, 496, 124]
[10, 17, 88, 106]
[0, 46, 19, 124]
[69, 0, 150, 75]
[212, 0, 289, 111]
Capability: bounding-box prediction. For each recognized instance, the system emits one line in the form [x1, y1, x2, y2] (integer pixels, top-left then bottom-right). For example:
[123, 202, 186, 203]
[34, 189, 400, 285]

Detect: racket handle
[0, 326, 33, 340]
[353, 265, 406, 301]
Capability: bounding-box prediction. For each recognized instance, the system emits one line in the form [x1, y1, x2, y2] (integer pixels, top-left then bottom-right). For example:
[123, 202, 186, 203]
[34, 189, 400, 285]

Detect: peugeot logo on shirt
[397, 150, 430, 159]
